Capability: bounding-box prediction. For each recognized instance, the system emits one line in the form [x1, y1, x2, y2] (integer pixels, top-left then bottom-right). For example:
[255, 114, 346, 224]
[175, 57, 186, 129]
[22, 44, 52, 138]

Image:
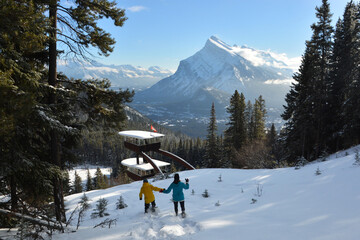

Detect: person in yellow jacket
[139, 179, 164, 213]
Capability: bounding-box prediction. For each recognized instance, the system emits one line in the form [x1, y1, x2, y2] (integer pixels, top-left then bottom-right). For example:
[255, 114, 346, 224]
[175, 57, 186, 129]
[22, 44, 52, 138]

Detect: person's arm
[162, 183, 173, 194]
[151, 185, 162, 192]
[139, 188, 143, 200]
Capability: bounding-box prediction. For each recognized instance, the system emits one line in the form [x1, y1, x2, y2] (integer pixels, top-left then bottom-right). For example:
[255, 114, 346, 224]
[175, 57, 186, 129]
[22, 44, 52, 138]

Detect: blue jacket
[163, 181, 189, 202]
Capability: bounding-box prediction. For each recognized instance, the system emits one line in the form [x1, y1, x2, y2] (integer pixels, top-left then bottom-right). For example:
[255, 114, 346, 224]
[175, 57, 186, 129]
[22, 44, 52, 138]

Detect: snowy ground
[51, 147, 360, 239]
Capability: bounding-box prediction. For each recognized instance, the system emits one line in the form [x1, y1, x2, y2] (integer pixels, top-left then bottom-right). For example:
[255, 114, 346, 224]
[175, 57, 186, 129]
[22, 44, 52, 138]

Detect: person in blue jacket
[162, 173, 189, 217]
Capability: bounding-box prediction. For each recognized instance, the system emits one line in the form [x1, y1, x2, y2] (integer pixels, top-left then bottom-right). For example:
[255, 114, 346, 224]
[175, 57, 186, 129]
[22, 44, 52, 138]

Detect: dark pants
[173, 201, 185, 215]
[145, 200, 156, 213]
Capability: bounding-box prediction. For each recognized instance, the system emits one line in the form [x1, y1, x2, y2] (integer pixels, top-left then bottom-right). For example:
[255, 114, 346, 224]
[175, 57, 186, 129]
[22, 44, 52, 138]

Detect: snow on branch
[37, 108, 77, 133]
[0, 209, 64, 231]
[93, 218, 117, 229]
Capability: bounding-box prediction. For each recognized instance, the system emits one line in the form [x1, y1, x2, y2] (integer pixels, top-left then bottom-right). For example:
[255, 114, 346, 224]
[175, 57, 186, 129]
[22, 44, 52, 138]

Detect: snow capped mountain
[58, 60, 173, 90]
[135, 36, 294, 101]
[131, 36, 298, 136]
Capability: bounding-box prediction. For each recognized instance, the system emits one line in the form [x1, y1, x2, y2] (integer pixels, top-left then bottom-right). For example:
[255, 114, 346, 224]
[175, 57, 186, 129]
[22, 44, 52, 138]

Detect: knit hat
[143, 179, 148, 183]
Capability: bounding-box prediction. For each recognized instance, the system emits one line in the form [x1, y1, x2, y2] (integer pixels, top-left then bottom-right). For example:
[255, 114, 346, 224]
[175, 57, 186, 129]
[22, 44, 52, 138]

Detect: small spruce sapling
[79, 193, 91, 211]
[191, 189, 195, 195]
[91, 198, 109, 218]
[218, 174, 222, 182]
[77, 193, 91, 229]
[315, 167, 322, 175]
[116, 195, 128, 209]
[202, 189, 210, 198]
[295, 156, 308, 170]
[251, 198, 257, 204]
[354, 151, 360, 166]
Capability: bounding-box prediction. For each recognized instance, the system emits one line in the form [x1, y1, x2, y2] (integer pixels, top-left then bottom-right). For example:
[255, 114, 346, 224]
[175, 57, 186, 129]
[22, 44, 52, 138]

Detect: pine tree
[103, 175, 109, 189]
[327, 17, 346, 150]
[309, 0, 334, 158]
[282, 0, 334, 162]
[267, 123, 277, 150]
[91, 198, 109, 218]
[267, 123, 278, 163]
[94, 167, 104, 189]
[1, 0, 132, 224]
[332, 2, 360, 147]
[205, 103, 221, 168]
[0, 0, 49, 212]
[77, 193, 90, 230]
[245, 101, 254, 142]
[74, 171, 83, 194]
[282, 41, 317, 161]
[253, 96, 267, 141]
[63, 171, 71, 196]
[225, 91, 247, 151]
[116, 196, 128, 209]
[44, 0, 127, 222]
[86, 169, 93, 191]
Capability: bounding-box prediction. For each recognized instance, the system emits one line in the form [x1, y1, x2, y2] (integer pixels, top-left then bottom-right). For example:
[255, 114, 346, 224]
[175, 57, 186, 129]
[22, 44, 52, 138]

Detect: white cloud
[235, 48, 266, 67]
[85, 66, 119, 74]
[127, 6, 146, 12]
[267, 51, 302, 71]
[233, 44, 301, 72]
[264, 78, 295, 85]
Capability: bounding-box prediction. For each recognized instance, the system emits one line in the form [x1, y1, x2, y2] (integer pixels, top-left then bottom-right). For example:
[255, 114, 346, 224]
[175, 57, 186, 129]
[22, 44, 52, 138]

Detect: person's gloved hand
[160, 188, 164, 192]
[140, 198, 142, 200]
[185, 178, 189, 183]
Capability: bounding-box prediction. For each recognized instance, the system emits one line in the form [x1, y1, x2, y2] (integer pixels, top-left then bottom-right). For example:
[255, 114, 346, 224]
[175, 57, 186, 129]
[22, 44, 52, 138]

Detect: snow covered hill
[131, 36, 298, 136]
[58, 60, 173, 90]
[53, 147, 360, 240]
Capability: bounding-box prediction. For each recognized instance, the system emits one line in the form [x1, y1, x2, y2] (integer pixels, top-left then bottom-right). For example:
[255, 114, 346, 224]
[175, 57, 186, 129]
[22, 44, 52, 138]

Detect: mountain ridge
[58, 60, 173, 90]
[131, 36, 296, 136]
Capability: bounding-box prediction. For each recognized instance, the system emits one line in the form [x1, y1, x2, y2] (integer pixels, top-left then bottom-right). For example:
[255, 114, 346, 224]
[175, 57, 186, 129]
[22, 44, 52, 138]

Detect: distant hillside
[58, 60, 173, 91]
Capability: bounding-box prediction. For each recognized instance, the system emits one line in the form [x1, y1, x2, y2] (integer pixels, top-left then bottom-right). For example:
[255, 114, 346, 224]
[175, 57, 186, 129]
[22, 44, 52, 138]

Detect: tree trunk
[49, 0, 66, 223]
[10, 175, 18, 211]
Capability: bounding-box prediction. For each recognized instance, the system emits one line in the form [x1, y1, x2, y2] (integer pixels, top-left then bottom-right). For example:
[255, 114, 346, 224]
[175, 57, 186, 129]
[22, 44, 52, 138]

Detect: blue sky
[91, 0, 350, 71]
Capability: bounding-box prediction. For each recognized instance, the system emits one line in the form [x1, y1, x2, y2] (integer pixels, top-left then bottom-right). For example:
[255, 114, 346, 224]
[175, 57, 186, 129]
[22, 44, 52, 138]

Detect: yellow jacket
[139, 182, 162, 204]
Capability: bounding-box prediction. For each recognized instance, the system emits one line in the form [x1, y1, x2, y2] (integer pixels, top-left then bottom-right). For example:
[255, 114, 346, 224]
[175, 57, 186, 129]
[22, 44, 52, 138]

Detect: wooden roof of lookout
[118, 130, 164, 140]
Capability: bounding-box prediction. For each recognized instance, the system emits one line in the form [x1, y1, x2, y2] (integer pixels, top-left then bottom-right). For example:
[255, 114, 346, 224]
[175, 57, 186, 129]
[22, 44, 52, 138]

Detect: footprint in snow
[126, 211, 200, 239]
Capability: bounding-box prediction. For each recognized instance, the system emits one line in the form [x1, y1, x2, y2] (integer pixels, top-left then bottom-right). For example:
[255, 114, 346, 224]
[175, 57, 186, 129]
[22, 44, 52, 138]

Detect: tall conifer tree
[0, 0, 48, 211]
[338, 2, 360, 146]
[1, 0, 131, 223]
[205, 103, 220, 168]
[253, 96, 267, 141]
[225, 90, 247, 151]
[282, 0, 333, 162]
[44, 0, 127, 221]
